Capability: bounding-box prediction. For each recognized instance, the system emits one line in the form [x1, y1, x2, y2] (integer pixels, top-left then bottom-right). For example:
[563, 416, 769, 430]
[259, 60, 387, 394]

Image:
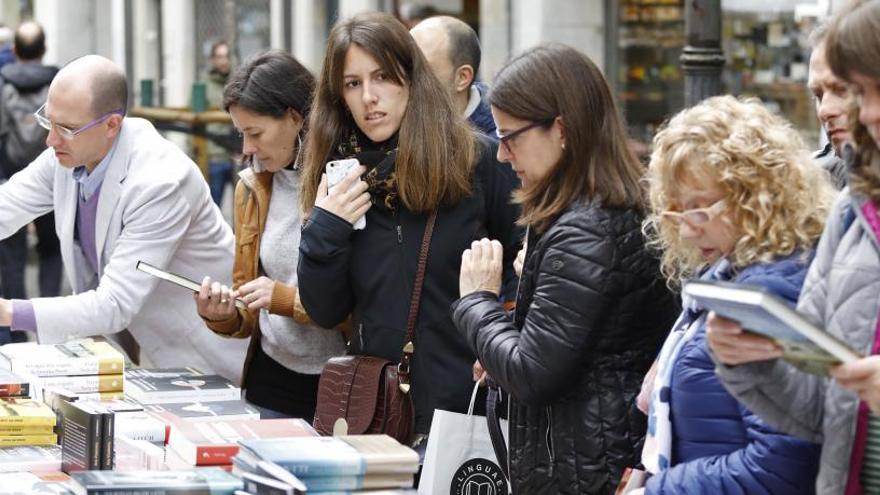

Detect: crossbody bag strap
[396, 209, 438, 393]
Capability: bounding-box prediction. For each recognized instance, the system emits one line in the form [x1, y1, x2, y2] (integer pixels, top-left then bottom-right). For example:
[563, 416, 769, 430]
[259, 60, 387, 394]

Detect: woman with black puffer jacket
[452, 43, 679, 495]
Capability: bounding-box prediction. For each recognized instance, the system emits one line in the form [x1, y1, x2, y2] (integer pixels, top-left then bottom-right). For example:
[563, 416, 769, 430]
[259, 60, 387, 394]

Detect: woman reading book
[708, 1, 880, 493]
[635, 95, 832, 494]
[194, 51, 345, 421]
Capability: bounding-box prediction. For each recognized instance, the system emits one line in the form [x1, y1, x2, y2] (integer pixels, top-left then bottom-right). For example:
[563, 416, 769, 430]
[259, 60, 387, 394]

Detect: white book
[683, 280, 862, 375]
[0, 339, 124, 377]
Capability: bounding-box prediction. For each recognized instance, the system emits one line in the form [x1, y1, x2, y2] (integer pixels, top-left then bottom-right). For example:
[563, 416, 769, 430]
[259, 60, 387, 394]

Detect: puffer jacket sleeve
[452, 219, 615, 406]
[712, 194, 854, 443]
[646, 404, 821, 494]
[297, 206, 356, 328]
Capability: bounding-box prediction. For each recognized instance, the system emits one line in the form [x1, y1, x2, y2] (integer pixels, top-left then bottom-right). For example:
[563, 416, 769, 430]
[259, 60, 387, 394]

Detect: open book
[683, 280, 862, 375]
[136, 261, 246, 310]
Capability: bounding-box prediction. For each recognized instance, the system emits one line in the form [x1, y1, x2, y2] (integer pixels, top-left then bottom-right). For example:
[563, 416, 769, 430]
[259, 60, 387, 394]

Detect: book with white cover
[0, 340, 124, 377]
[683, 280, 862, 374]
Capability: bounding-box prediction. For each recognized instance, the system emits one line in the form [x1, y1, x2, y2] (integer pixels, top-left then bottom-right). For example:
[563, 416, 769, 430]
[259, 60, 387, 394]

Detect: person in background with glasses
[632, 95, 832, 494]
[0, 54, 248, 382]
[453, 43, 679, 494]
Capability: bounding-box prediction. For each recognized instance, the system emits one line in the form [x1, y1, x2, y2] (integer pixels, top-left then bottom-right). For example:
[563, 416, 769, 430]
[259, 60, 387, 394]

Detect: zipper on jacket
[545, 405, 555, 476]
[357, 323, 365, 349]
[396, 224, 403, 244]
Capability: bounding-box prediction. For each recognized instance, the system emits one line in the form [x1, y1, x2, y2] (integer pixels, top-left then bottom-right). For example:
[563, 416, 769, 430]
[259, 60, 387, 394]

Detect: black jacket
[452, 200, 678, 494]
[298, 136, 521, 433]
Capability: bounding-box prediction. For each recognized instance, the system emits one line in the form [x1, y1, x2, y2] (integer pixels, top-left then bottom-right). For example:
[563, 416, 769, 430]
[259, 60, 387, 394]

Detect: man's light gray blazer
[0, 117, 249, 382]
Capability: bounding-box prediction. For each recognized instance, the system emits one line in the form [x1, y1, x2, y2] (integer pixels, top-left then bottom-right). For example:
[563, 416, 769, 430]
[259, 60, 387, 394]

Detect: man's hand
[831, 357, 880, 415]
[706, 312, 783, 365]
[0, 299, 11, 326]
[459, 238, 503, 297]
[237, 276, 275, 312]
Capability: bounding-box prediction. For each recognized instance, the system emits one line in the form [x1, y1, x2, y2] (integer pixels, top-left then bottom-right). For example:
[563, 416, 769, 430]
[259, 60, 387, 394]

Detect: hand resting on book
[706, 312, 784, 365]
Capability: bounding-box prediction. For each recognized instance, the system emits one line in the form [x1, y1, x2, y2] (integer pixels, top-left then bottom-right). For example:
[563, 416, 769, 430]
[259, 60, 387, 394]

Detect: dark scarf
[333, 127, 400, 213]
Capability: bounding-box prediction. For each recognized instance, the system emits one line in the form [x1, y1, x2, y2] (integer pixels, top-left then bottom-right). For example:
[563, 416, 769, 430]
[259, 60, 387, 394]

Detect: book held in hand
[683, 280, 863, 374]
[136, 261, 246, 310]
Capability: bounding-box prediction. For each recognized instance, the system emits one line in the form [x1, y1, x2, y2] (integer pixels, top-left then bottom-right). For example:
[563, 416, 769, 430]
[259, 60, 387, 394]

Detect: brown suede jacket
[201, 168, 315, 383]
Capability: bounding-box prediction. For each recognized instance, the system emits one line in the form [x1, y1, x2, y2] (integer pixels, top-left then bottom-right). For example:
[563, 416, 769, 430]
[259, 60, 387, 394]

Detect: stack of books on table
[164, 417, 318, 471]
[0, 339, 125, 401]
[233, 434, 419, 493]
[0, 396, 57, 447]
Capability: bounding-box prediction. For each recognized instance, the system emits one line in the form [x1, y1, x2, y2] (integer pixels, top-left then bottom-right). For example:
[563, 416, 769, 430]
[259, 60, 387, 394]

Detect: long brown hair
[826, 0, 880, 202]
[300, 12, 474, 213]
[489, 43, 644, 233]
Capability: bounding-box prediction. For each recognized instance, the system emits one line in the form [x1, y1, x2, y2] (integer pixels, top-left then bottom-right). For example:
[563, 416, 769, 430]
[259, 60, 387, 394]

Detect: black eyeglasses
[495, 117, 556, 154]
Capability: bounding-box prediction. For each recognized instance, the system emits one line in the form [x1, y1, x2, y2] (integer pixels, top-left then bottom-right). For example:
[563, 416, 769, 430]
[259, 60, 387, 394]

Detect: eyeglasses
[495, 117, 556, 154]
[34, 103, 125, 140]
[660, 198, 727, 226]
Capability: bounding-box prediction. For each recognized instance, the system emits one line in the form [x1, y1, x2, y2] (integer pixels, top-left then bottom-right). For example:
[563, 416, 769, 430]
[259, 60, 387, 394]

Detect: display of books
[0, 340, 124, 377]
[113, 411, 166, 444]
[167, 418, 317, 466]
[683, 280, 863, 375]
[69, 468, 242, 494]
[144, 399, 260, 422]
[0, 445, 62, 472]
[58, 400, 109, 473]
[125, 373, 240, 404]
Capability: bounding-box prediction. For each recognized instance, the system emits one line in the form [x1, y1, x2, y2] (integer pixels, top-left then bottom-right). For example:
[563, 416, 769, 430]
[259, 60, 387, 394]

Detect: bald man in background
[411, 15, 496, 136]
[0, 55, 248, 382]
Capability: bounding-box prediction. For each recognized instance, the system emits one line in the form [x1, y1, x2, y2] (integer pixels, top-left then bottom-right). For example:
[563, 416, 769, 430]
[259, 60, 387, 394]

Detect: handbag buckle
[397, 362, 411, 394]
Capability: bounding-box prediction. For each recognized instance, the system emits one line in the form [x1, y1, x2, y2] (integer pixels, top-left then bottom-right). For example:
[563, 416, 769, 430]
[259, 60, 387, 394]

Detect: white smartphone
[325, 158, 366, 230]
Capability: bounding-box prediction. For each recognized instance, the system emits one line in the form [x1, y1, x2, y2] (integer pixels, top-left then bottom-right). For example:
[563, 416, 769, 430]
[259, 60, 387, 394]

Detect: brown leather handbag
[313, 211, 438, 445]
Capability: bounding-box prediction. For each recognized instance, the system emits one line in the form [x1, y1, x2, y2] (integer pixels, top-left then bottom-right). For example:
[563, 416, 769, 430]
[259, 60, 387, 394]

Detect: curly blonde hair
[644, 95, 835, 285]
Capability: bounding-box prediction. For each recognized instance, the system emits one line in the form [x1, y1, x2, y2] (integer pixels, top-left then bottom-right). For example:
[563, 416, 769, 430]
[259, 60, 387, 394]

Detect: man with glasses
[0, 55, 248, 382]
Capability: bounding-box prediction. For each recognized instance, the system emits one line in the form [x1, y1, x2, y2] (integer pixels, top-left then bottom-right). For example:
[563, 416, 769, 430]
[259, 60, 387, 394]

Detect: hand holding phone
[325, 158, 367, 230]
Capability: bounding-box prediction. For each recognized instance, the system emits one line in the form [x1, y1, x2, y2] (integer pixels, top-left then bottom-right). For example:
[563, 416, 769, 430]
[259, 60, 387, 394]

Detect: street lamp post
[681, 0, 725, 107]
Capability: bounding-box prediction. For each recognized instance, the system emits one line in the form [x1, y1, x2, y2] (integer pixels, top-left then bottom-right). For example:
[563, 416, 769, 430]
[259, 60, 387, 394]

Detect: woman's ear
[555, 115, 566, 150]
[290, 109, 305, 131]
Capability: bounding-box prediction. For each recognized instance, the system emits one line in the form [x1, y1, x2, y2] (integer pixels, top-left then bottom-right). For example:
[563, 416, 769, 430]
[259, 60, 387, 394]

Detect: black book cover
[58, 399, 104, 472]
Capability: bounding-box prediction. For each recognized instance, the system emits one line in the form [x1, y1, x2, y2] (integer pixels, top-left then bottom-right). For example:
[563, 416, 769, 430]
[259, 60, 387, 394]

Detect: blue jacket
[468, 82, 496, 137]
[646, 254, 821, 494]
